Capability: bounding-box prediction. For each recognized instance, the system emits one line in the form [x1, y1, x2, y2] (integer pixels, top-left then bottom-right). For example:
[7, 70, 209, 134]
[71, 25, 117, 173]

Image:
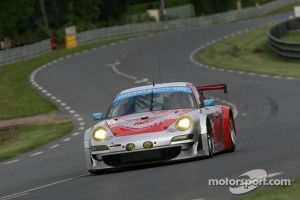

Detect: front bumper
[100, 146, 182, 167]
[85, 133, 210, 171]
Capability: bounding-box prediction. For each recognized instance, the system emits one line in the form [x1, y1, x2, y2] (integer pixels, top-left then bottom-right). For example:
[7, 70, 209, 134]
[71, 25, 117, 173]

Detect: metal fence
[268, 18, 300, 58]
[0, 39, 51, 66]
[1, 0, 299, 66]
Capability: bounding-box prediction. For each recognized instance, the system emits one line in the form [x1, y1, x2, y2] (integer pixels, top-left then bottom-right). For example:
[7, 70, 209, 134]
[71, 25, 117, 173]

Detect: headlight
[92, 126, 108, 141]
[176, 116, 192, 131]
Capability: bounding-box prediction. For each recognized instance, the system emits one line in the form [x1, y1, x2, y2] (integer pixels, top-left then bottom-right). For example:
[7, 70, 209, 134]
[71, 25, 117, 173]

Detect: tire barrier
[268, 17, 300, 58]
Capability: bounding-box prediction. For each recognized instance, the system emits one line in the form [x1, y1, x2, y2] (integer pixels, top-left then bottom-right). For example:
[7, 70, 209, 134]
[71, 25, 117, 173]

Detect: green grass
[0, 123, 72, 161]
[0, 35, 145, 160]
[280, 31, 300, 42]
[239, 179, 300, 200]
[198, 25, 300, 77]
[0, 35, 140, 120]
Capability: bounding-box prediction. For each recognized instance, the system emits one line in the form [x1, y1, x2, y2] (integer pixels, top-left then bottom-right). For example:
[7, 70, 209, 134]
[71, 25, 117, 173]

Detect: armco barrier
[1, 0, 299, 66]
[268, 17, 300, 58]
[0, 39, 51, 66]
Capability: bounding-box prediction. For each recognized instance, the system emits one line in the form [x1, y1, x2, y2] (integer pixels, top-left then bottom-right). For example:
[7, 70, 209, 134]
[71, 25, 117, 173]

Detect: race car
[84, 82, 236, 174]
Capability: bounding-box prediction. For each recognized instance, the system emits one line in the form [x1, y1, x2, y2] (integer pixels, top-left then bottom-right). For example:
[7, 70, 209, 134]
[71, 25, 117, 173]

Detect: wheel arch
[198, 113, 213, 156]
[198, 114, 211, 135]
[221, 106, 236, 150]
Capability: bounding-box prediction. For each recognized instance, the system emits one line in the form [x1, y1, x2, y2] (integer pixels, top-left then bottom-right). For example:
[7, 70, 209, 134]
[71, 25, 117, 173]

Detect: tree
[99, 0, 129, 26]
[0, 0, 34, 40]
[39, 0, 49, 28]
[67, 0, 102, 31]
[191, 0, 239, 15]
[237, 0, 242, 10]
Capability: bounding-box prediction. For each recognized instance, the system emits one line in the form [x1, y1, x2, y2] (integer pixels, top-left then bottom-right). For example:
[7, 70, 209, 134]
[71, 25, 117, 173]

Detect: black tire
[88, 169, 102, 175]
[88, 169, 112, 175]
[228, 115, 236, 152]
[206, 121, 214, 158]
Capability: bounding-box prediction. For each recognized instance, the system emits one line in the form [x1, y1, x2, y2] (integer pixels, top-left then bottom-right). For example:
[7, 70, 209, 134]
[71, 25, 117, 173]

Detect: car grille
[101, 146, 181, 167]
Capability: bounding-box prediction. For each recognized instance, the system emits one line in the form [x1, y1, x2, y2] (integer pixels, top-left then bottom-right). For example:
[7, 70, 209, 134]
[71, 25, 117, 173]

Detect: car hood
[105, 109, 192, 137]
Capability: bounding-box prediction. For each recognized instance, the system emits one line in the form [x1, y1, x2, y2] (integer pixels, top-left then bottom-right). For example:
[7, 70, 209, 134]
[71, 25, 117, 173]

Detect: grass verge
[240, 179, 300, 200]
[280, 30, 300, 42]
[0, 123, 72, 161]
[0, 34, 144, 161]
[197, 25, 300, 77]
[0, 35, 141, 120]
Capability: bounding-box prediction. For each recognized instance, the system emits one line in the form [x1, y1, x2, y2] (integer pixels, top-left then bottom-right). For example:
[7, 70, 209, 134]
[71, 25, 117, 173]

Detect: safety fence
[268, 17, 300, 58]
[0, 39, 51, 66]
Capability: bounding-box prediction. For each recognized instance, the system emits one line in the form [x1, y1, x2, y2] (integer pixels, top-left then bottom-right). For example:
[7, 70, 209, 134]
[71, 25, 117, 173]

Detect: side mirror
[92, 112, 103, 121]
[203, 99, 216, 107]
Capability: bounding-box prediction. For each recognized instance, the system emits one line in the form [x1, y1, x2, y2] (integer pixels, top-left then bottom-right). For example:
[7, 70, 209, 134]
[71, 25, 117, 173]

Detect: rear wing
[197, 84, 228, 94]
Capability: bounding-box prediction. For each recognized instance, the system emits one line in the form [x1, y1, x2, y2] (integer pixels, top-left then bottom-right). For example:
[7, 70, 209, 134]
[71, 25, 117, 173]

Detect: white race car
[84, 82, 236, 174]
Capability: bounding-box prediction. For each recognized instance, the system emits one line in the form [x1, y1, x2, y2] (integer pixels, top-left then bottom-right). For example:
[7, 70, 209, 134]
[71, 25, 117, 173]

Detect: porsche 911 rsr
[84, 82, 236, 174]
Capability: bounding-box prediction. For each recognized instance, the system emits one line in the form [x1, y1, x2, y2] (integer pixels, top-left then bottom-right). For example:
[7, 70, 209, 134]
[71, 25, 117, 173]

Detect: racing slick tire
[88, 169, 113, 175]
[228, 114, 236, 152]
[206, 121, 214, 158]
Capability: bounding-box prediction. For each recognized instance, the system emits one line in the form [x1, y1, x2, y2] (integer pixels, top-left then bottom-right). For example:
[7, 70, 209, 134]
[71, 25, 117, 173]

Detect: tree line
[0, 0, 274, 48]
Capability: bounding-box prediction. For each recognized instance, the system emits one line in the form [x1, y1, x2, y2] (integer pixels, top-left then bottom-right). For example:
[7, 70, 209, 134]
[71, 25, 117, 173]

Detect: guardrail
[268, 18, 300, 58]
[0, 0, 299, 66]
[0, 39, 51, 66]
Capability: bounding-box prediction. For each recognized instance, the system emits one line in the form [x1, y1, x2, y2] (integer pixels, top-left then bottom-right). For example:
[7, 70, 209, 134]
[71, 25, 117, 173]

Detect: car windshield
[106, 86, 197, 118]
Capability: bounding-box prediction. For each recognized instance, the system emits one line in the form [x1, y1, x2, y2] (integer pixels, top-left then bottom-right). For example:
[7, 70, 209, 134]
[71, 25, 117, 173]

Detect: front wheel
[88, 169, 112, 175]
[207, 122, 214, 158]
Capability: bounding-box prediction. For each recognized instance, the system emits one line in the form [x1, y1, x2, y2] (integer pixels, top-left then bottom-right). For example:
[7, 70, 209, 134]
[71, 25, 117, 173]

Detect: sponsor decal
[108, 109, 190, 136]
[208, 169, 293, 194]
[168, 115, 180, 119]
[113, 86, 192, 102]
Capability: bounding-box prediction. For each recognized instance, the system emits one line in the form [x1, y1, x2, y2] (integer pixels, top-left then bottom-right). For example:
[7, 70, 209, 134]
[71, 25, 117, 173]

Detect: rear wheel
[228, 115, 236, 152]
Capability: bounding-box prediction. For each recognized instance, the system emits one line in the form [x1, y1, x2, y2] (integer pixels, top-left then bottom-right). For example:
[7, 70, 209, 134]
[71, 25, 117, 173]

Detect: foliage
[0, 0, 129, 46]
[127, 0, 276, 16]
[99, 0, 129, 26]
[0, 0, 278, 46]
[127, 0, 190, 15]
[191, 0, 275, 16]
[0, 0, 35, 40]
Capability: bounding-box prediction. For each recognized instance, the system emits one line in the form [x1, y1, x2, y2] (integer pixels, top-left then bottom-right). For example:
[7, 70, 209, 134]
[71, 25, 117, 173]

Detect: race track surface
[1, 13, 299, 200]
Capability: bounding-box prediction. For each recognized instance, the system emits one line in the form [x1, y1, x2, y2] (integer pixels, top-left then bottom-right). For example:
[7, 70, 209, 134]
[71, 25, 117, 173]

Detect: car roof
[119, 82, 192, 94]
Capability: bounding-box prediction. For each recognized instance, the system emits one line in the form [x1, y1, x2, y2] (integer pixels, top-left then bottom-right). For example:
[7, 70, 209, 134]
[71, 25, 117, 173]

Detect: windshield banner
[113, 86, 192, 103]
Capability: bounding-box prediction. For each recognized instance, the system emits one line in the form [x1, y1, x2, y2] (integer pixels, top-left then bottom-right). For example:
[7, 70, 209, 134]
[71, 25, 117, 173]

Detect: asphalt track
[1, 12, 300, 200]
